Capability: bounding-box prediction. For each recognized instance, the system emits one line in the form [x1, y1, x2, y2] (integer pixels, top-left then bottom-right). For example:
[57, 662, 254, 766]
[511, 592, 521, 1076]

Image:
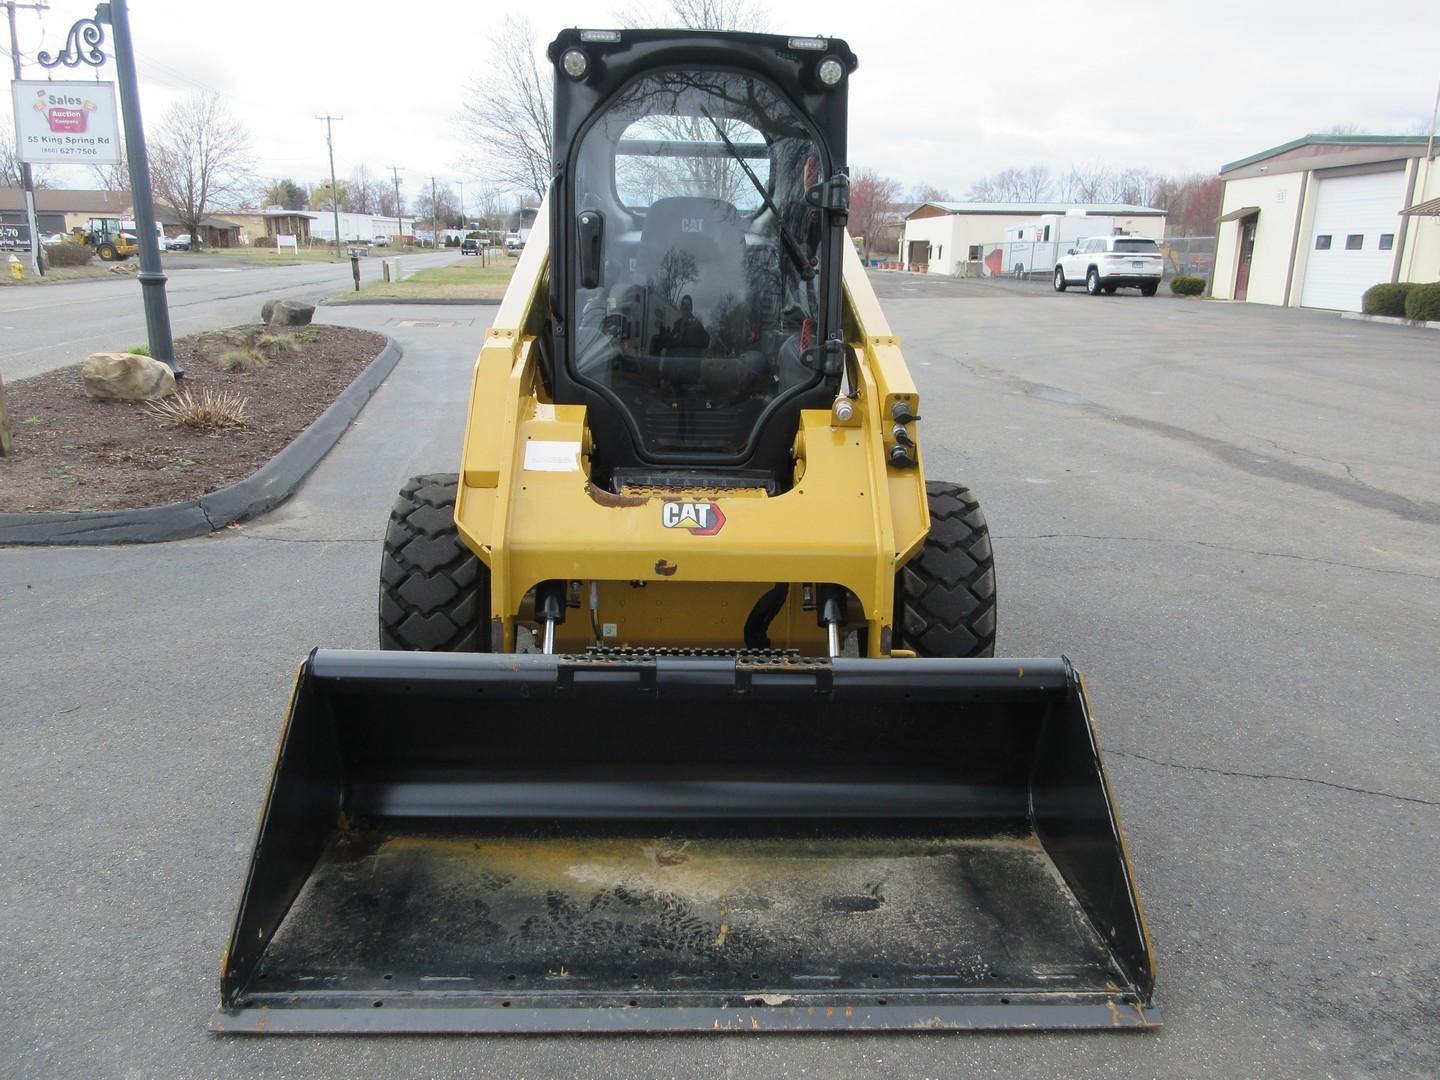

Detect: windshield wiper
[701, 107, 813, 281]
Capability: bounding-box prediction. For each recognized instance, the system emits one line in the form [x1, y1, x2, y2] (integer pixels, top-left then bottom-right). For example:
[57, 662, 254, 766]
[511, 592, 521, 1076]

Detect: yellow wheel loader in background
[64, 217, 137, 261]
[214, 28, 1158, 1034]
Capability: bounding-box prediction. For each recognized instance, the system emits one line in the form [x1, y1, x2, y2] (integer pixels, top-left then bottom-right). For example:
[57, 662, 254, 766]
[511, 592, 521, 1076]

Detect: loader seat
[633, 196, 749, 388]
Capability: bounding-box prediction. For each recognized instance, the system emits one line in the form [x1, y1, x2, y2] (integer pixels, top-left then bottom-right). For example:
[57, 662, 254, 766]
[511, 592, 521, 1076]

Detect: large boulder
[267, 299, 315, 327]
[260, 298, 279, 323]
[80, 352, 176, 401]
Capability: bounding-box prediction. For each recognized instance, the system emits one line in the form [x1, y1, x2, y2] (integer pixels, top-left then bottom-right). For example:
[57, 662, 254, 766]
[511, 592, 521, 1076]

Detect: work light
[561, 48, 589, 79]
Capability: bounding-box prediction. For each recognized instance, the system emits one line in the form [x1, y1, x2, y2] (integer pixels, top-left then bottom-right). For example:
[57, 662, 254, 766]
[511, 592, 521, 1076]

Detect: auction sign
[11, 80, 121, 165]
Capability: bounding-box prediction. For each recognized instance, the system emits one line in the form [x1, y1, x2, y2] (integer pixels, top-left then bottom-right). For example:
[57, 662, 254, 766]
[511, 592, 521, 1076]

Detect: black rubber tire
[379, 473, 490, 651]
[1141, 283, 1159, 297]
[895, 481, 997, 658]
[1053, 266, 1067, 292]
[96, 243, 117, 261]
[1086, 268, 1101, 295]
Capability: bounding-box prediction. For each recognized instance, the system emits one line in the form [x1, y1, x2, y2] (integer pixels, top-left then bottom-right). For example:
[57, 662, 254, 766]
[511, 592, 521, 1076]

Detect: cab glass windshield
[571, 71, 825, 458]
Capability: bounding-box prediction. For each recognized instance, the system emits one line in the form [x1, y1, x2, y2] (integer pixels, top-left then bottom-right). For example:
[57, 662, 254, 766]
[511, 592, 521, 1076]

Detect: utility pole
[316, 113, 343, 254]
[457, 180, 465, 231]
[429, 176, 439, 249]
[387, 164, 403, 243]
[4, 0, 49, 277]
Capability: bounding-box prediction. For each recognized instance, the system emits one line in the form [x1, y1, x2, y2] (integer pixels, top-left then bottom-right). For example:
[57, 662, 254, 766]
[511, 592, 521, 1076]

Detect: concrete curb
[1339, 312, 1440, 331]
[322, 297, 501, 307]
[0, 337, 403, 547]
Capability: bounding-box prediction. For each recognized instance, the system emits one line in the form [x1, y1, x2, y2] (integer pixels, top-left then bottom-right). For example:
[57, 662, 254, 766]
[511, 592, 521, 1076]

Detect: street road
[0, 249, 463, 380]
[1, 279, 1437, 1078]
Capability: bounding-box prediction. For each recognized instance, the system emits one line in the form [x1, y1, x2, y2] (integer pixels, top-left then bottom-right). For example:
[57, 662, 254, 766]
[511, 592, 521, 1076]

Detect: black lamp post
[41, 1, 180, 375]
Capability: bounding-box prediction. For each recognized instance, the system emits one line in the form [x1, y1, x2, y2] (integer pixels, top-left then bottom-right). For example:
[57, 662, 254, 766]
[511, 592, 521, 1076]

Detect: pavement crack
[1105, 747, 1440, 808]
[996, 533, 1440, 582]
[231, 533, 377, 544]
[1249, 434, 1360, 483]
[958, 362, 1440, 524]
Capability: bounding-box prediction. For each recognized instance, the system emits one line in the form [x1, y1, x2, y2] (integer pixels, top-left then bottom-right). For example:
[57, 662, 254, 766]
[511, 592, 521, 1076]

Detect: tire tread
[378, 473, 489, 651]
[896, 481, 998, 658]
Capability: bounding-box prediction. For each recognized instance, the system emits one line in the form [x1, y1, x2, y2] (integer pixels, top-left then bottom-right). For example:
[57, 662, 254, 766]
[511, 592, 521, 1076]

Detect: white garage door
[1300, 170, 1404, 311]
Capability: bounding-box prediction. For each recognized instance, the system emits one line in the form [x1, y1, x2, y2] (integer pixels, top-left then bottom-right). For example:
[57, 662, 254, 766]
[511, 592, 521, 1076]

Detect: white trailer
[1000, 212, 1111, 278]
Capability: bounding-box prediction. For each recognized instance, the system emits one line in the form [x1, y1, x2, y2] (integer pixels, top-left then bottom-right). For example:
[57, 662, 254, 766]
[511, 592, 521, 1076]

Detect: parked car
[1054, 235, 1163, 296]
[460, 237, 481, 255]
[505, 234, 523, 251]
[372, 235, 391, 246]
[164, 234, 201, 251]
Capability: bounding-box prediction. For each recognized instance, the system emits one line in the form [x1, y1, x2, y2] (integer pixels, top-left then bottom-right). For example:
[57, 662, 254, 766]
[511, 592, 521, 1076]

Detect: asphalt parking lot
[2, 276, 1437, 1079]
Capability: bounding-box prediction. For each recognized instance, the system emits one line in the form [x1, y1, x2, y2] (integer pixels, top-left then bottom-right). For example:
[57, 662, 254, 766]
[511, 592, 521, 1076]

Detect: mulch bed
[0, 325, 387, 513]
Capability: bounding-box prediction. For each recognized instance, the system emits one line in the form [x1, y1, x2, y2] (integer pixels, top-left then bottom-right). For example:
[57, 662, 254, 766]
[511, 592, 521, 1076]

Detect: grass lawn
[339, 256, 519, 300]
[178, 247, 351, 266]
[164, 247, 456, 268]
[0, 263, 120, 286]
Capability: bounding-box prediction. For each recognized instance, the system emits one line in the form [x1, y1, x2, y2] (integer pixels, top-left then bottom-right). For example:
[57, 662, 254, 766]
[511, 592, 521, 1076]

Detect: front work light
[818, 57, 844, 86]
[561, 48, 589, 79]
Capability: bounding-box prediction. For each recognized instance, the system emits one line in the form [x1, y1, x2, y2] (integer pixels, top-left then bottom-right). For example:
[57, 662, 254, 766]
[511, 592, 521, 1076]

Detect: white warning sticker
[523, 440, 581, 472]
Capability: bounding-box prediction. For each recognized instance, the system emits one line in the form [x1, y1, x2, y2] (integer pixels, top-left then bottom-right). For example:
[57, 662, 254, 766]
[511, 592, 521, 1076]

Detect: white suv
[1054, 236, 1164, 296]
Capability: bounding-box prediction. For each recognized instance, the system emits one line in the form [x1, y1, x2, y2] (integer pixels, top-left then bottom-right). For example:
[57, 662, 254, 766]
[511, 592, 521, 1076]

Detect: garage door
[1300, 170, 1404, 311]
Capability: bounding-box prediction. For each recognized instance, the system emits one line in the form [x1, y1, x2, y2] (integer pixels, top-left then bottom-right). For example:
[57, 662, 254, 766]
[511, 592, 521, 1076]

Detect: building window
[936, 245, 942, 260]
[1379, 233, 1394, 251]
[1315, 235, 1332, 250]
[1043, 225, 1051, 241]
[1345, 234, 1364, 250]
[968, 244, 981, 260]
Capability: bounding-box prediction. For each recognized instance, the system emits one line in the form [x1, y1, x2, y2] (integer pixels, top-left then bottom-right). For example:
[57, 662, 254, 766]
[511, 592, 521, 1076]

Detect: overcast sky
[10, 0, 1439, 204]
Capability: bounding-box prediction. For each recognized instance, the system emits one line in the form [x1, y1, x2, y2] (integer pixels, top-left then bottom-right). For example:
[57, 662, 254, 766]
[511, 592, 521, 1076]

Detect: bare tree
[1059, 164, 1111, 203]
[909, 184, 952, 203]
[969, 166, 1051, 202]
[616, 0, 769, 29]
[849, 168, 903, 258]
[460, 17, 553, 200]
[415, 182, 460, 230]
[1148, 172, 1222, 235]
[90, 147, 130, 192]
[378, 184, 405, 219]
[149, 92, 253, 244]
[348, 165, 386, 214]
[1018, 163, 1052, 202]
[1, 115, 50, 188]
[471, 182, 510, 232]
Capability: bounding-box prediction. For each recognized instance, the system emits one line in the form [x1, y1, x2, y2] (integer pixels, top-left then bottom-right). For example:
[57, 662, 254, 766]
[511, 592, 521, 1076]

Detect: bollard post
[0, 373, 12, 456]
[351, 255, 361, 292]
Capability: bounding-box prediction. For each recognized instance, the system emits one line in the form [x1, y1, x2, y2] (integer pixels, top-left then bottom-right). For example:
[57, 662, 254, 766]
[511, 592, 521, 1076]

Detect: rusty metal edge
[210, 997, 1162, 1035]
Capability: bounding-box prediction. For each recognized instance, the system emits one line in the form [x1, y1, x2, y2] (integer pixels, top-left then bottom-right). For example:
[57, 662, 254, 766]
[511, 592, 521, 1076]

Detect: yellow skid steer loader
[213, 28, 1158, 1034]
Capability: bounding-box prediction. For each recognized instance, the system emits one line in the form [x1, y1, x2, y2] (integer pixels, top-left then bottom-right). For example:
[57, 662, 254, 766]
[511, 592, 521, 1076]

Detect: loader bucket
[213, 650, 1158, 1033]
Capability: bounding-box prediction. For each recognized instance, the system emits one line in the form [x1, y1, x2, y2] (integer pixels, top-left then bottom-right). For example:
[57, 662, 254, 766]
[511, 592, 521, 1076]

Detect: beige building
[0, 187, 134, 237]
[900, 202, 1167, 276]
[1210, 134, 1439, 311]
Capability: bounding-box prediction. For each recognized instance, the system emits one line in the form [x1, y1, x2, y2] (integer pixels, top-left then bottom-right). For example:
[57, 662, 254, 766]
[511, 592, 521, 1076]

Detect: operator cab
[546, 30, 857, 492]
